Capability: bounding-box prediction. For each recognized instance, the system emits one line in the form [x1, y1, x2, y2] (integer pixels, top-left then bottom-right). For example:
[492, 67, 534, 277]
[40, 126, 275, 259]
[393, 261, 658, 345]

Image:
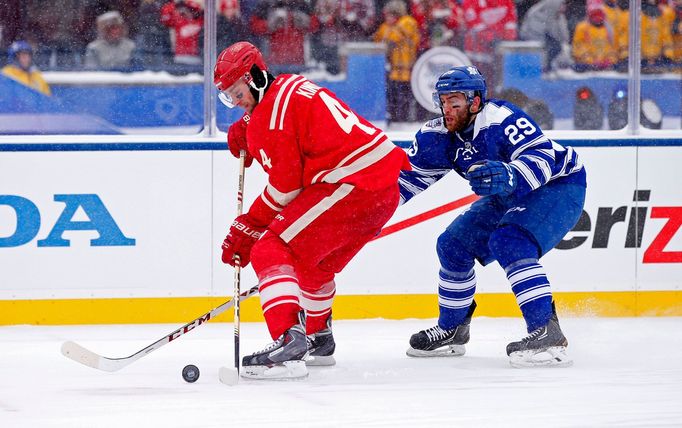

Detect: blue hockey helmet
[8, 40, 33, 61]
[432, 65, 487, 109]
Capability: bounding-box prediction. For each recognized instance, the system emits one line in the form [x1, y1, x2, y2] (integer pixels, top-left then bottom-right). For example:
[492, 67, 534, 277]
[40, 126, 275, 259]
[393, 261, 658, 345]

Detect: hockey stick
[218, 149, 247, 385]
[60, 285, 259, 372]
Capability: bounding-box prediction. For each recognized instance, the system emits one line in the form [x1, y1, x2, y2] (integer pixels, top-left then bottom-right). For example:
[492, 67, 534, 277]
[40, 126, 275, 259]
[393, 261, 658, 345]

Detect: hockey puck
[182, 364, 200, 383]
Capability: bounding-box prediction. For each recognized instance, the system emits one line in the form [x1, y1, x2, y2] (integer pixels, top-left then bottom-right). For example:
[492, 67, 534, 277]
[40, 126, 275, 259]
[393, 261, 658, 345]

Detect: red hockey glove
[227, 114, 253, 167]
[221, 214, 266, 267]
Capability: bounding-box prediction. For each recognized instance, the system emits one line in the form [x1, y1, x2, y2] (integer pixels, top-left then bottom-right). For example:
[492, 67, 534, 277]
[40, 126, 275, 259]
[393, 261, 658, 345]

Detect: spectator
[84, 11, 136, 70]
[571, 5, 618, 71]
[563, 0, 587, 40]
[160, 0, 204, 66]
[216, 0, 249, 50]
[26, 0, 87, 70]
[133, 0, 172, 68]
[641, 0, 674, 71]
[671, 0, 682, 67]
[338, 0, 376, 41]
[520, 0, 572, 71]
[604, 0, 630, 70]
[311, 0, 376, 74]
[250, 0, 318, 74]
[373, 0, 420, 123]
[410, 0, 463, 53]
[311, 0, 345, 74]
[1, 40, 51, 95]
[461, 0, 517, 93]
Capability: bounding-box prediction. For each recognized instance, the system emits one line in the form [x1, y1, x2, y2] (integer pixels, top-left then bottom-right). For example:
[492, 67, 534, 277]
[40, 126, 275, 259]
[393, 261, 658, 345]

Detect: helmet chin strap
[248, 69, 270, 104]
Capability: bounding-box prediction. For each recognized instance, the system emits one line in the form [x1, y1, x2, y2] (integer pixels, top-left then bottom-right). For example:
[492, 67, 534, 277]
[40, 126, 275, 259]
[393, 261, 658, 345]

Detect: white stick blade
[218, 366, 239, 385]
[61, 341, 104, 369]
[61, 341, 125, 372]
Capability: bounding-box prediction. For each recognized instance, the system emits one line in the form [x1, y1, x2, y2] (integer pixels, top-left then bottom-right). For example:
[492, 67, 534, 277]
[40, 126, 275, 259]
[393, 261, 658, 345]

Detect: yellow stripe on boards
[1, 291, 681, 325]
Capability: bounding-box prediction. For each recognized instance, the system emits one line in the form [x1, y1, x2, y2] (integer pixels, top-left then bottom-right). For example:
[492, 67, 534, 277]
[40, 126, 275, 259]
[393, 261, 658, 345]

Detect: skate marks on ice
[1, 317, 681, 427]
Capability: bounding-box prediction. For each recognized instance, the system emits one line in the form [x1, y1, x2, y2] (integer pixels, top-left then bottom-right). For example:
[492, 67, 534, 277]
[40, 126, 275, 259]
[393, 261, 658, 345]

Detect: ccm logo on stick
[0, 194, 135, 248]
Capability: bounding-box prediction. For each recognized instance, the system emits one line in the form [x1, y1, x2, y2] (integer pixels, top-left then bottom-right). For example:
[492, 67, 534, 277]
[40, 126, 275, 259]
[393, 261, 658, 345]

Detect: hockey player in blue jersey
[400, 65, 586, 367]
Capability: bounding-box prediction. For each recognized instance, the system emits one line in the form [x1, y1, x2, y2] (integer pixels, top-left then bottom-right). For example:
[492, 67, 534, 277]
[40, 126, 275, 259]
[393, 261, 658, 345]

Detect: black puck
[182, 364, 200, 383]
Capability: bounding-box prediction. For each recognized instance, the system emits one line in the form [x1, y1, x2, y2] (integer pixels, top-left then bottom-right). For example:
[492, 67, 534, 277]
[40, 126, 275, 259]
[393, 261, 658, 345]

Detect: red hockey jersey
[245, 74, 410, 226]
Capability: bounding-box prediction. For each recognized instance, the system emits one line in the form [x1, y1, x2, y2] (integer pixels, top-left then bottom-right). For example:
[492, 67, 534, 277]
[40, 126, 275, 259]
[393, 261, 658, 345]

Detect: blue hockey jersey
[399, 99, 586, 204]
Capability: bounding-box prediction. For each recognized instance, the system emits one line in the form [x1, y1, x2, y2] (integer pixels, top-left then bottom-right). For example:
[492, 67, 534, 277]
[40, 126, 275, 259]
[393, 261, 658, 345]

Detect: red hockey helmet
[214, 41, 267, 92]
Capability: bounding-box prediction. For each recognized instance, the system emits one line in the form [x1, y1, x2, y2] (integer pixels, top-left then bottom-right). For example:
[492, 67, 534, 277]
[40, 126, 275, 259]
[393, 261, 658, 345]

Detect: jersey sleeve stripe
[310, 132, 385, 184]
[510, 134, 549, 160]
[523, 154, 553, 181]
[510, 160, 542, 189]
[259, 192, 283, 212]
[279, 183, 354, 243]
[265, 183, 301, 207]
[320, 138, 396, 184]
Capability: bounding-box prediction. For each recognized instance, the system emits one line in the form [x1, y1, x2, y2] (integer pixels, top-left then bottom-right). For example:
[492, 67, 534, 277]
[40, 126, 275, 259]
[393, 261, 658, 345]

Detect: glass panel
[1, 0, 204, 135]
[2, 0, 680, 135]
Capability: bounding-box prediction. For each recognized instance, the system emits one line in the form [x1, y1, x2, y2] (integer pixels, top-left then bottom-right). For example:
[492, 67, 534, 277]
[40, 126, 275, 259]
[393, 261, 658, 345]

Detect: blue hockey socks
[437, 268, 477, 330]
[505, 260, 553, 331]
[489, 225, 553, 331]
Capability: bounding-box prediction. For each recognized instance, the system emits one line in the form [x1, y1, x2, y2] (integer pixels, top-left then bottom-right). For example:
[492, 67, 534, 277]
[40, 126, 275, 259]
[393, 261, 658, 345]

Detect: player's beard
[445, 108, 472, 133]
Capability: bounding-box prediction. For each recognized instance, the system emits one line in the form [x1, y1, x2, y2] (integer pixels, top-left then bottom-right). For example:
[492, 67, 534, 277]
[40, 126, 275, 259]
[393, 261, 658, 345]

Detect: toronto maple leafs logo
[454, 141, 478, 161]
[466, 66, 480, 76]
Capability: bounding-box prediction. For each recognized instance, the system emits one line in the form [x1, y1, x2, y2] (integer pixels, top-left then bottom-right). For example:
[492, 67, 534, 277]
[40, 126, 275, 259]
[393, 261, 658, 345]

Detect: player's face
[219, 78, 257, 114]
[439, 92, 471, 132]
[17, 52, 32, 69]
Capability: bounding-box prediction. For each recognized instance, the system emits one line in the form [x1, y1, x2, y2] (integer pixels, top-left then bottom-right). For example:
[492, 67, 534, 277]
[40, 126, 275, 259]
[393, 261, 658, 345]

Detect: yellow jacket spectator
[572, 8, 618, 71]
[641, 0, 674, 65]
[373, 0, 420, 123]
[373, 1, 420, 83]
[604, 0, 630, 62]
[1, 41, 51, 96]
[671, 0, 682, 63]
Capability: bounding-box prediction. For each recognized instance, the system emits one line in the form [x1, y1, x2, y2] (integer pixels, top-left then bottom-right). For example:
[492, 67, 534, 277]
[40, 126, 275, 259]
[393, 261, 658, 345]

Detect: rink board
[1, 135, 681, 324]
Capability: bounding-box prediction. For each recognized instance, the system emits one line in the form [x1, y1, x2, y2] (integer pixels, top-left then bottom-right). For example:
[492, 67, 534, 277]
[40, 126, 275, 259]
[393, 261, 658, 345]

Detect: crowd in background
[1, 0, 682, 121]
[2, 0, 681, 73]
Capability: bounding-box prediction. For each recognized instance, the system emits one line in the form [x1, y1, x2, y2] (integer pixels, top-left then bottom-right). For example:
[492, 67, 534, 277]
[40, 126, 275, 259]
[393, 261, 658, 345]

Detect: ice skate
[241, 317, 309, 380]
[506, 304, 573, 368]
[306, 316, 336, 366]
[407, 301, 476, 357]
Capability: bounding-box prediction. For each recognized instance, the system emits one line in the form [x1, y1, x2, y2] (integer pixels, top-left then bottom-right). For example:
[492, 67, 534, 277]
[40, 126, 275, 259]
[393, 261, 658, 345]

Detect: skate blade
[240, 360, 309, 380]
[406, 344, 466, 358]
[305, 355, 336, 366]
[509, 346, 573, 368]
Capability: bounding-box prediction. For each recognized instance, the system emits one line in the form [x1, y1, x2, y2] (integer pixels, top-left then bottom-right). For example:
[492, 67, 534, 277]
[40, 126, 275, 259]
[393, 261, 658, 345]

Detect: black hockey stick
[60, 284, 259, 372]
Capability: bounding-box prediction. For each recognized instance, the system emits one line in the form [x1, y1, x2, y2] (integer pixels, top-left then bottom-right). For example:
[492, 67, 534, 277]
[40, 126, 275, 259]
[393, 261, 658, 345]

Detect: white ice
[2, 317, 682, 428]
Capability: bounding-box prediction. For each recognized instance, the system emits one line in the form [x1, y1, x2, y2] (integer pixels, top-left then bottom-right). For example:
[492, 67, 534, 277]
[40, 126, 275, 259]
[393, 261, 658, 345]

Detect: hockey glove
[227, 114, 254, 167]
[221, 214, 266, 267]
[466, 161, 517, 196]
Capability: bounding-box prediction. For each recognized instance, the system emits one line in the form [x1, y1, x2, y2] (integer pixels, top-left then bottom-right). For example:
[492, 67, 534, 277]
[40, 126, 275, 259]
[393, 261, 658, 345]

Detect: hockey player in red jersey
[214, 41, 410, 379]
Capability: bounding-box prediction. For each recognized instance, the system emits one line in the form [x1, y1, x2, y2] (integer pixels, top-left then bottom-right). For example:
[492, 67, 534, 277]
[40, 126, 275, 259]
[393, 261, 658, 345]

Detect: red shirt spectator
[410, 0, 464, 52]
[462, 0, 517, 62]
[250, 0, 318, 71]
[160, 0, 204, 64]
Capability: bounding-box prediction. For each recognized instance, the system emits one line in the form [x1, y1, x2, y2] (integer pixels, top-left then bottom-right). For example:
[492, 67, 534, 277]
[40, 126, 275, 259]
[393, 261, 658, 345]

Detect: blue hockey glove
[466, 161, 517, 196]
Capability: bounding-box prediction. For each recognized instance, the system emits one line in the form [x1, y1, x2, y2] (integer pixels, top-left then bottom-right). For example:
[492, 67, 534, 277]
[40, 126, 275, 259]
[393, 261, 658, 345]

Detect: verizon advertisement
[1, 144, 680, 300]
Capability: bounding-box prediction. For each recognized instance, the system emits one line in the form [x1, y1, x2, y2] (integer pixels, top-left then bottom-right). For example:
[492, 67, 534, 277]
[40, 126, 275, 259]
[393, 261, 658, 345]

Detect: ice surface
[2, 317, 681, 427]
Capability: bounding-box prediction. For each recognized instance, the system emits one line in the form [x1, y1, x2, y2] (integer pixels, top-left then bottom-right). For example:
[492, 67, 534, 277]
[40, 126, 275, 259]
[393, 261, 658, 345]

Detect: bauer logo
[0, 194, 135, 248]
[410, 46, 472, 114]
